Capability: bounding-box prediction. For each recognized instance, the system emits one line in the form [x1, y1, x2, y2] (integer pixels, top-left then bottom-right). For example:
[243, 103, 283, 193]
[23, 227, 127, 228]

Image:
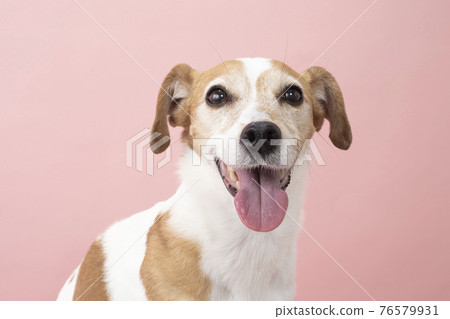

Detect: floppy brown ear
[150, 64, 194, 154]
[307, 66, 352, 150]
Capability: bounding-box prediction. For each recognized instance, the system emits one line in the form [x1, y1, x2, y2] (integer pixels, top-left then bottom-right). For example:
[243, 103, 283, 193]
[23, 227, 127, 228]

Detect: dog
[57, 57, 352, 301]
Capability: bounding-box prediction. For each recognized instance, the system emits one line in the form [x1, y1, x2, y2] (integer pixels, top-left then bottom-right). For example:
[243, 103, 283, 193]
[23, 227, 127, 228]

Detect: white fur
[57, 265, 80, 300]
[101, 206, 162, 300]
[168, 146, 307, 300]
[57, 205, 163, 300]
[237, 57, 272, 123]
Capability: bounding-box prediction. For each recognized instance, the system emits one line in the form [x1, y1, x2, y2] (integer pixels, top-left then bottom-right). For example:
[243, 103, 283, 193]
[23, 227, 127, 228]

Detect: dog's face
[151, 58, 352, 232]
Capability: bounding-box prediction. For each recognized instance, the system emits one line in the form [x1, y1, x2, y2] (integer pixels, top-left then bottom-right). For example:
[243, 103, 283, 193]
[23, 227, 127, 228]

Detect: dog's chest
[199, 228, 298, 300]
[166, 172, 304, 300]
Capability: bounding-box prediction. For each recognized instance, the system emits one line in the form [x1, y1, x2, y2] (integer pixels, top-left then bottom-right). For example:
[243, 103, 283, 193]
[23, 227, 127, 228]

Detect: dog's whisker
[279, 32, 289, 77]
[209, 41, 230, 75]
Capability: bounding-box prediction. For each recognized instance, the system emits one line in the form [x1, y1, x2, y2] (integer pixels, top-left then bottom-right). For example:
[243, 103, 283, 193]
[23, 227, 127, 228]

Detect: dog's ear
[150, 63, 194, 154]
[306, 66, 352, 150]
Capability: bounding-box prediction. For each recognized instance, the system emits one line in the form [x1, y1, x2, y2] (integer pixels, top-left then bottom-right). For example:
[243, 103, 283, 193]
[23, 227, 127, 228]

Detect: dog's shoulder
[68, 201, 167, 300]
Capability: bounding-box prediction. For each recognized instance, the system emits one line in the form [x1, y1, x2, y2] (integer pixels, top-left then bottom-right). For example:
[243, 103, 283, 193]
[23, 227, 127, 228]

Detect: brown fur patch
[151, 64, 195, 154]
[73, 240, 109, 301]
[140, 213, 211, 300]
[183, 60, 246, 153]
[189, 60, 244, 108]
[151, 60, 246, 155]
[269, 59, 320, 114]
[258, 61, 316, 140]
[305, 66, 352, 150]
[270, 60, 352, 150]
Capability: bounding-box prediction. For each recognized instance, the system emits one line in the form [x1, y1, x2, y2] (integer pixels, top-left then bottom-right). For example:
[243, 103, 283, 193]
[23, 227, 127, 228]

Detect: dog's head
[151, 58, 352, 232]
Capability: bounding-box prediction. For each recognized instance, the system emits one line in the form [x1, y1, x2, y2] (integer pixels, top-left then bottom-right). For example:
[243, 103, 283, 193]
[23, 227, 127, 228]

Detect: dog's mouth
[216, 159, 291, 232]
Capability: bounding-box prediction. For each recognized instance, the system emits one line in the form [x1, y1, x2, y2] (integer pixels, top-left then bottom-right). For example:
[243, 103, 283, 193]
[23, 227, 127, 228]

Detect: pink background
[1, 0, 449, 300]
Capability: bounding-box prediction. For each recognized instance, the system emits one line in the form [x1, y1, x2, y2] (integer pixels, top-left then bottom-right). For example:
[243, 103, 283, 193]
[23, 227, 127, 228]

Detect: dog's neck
[166, 146, 308, 299]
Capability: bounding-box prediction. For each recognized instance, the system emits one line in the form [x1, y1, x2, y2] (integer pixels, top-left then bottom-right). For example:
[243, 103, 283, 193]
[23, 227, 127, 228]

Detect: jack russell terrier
[57, 57, 352, 301]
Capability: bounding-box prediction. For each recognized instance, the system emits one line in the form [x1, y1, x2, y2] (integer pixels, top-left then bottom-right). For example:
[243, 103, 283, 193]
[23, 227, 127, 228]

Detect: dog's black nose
[240, 121, 282, 155]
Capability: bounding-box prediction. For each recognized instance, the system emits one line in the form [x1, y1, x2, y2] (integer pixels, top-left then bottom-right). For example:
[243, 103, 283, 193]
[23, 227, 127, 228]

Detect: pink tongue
[234, 168, 288, 232]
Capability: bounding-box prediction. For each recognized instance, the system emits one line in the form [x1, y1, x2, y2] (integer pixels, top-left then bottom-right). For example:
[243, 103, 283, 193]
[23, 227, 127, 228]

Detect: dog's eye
[281, 86, 303, 106]
[206, 86, 229, 107]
